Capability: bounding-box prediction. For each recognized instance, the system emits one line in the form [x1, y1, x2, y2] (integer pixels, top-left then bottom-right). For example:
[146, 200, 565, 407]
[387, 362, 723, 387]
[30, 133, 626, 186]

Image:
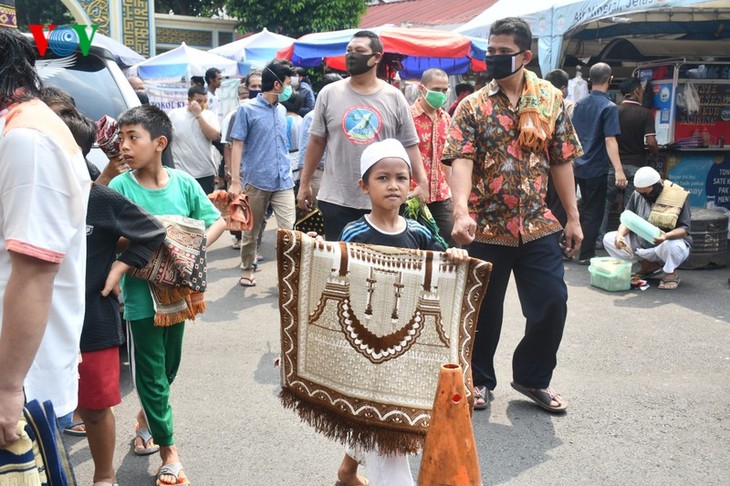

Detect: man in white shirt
[205, 67, 223, 125]
[168, 85, 221, 194]
[0, 28, 91, 446]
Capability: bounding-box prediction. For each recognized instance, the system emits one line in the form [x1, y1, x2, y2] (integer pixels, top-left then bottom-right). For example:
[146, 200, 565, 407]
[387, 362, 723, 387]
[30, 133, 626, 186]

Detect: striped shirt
[340, 215, 444, 251]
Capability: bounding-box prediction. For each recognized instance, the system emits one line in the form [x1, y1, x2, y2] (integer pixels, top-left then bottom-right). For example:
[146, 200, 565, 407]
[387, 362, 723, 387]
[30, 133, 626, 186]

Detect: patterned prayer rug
[277, 229, 491, 454]
[129, 215, 207, 326]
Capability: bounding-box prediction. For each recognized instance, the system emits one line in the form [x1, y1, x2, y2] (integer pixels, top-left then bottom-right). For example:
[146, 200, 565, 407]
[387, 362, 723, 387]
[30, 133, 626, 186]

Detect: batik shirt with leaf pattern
[410, 100, 452, 203]
[442, 75, 582, 246]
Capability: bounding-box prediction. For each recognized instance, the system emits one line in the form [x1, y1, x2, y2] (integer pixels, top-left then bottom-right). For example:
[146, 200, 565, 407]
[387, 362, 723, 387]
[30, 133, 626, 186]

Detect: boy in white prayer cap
[603, 166, 692, 289]
[336, 139, 468, 486]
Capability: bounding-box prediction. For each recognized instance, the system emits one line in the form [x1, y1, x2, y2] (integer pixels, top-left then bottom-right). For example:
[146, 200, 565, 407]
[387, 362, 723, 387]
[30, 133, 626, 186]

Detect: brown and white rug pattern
[277, 229, 491, 454]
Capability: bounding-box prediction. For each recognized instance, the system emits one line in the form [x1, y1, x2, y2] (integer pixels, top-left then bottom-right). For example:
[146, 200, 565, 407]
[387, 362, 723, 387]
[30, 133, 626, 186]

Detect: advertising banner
[146, 82, 188, 112]
[667, 151, 730, 209]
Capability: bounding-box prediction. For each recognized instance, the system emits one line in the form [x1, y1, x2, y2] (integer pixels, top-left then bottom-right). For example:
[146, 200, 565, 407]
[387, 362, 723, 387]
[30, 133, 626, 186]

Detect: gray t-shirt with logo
[309, 79, 419, 210]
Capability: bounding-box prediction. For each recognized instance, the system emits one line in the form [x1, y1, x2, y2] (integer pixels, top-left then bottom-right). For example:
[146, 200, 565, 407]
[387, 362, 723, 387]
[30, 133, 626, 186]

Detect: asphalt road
[68, 228, 730, 485]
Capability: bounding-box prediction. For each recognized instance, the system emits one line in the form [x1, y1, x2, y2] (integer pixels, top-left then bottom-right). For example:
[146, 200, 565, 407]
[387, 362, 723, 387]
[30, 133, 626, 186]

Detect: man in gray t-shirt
[297, 30, 428, 240]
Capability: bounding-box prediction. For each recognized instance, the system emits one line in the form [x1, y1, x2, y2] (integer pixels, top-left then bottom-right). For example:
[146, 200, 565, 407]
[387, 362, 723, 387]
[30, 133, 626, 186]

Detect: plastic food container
[620, 210, 661, 243]
[589, 257, 632, 292]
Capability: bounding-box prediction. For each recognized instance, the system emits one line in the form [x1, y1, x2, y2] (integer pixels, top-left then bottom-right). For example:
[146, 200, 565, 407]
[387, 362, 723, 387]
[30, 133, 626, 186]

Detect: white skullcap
[633, 167, 661, 188]
[360, 139, 411, 177]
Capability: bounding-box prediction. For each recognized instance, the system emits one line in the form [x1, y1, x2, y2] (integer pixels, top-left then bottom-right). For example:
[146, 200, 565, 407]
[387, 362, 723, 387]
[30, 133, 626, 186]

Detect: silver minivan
[34, 42, 140, 170]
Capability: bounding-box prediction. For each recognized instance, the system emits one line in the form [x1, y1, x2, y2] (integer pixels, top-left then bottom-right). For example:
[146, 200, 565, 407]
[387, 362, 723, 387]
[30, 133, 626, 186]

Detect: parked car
[33, 40, 141, 170]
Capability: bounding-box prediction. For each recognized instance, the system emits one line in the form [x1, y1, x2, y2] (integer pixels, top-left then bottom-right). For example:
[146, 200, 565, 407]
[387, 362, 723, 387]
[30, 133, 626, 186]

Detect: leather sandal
[511, 381, 568, 413]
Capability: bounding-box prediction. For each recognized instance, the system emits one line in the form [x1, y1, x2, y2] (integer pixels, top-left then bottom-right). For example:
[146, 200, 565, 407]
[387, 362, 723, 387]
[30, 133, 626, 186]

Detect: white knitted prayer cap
[360, 138, 411, 177]
[633, 167, 661, 188]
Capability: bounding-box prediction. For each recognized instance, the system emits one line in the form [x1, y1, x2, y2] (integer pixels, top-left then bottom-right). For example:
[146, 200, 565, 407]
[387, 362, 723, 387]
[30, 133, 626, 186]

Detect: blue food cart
[637, 60, 730, 210]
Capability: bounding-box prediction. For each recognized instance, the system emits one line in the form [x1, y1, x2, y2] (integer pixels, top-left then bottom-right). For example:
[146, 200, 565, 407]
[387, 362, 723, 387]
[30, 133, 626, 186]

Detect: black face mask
[641, 182, 664, 204]
[248, 89, 261, 99]
[484, 51, 525, 81]
[346, 52, 376, 76]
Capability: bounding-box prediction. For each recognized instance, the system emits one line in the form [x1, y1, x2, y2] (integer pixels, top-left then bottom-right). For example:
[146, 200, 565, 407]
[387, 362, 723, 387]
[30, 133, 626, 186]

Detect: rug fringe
[279, 388, 425, 455]
[152, 289, 206, 326]
[189, 292, 206, 316]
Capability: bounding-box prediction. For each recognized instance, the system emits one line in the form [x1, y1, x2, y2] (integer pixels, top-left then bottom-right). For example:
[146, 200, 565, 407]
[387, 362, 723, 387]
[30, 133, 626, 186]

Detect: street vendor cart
[637, 59, 729, 268]
[637, 59, 730, 210]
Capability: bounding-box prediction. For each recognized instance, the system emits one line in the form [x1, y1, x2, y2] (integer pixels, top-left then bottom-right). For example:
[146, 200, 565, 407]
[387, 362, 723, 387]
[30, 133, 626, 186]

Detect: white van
[34, 43, 141, 170]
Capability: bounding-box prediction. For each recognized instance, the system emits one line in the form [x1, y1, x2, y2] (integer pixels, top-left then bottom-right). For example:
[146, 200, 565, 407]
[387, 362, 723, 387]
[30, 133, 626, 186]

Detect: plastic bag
[682, 82, 701, 115]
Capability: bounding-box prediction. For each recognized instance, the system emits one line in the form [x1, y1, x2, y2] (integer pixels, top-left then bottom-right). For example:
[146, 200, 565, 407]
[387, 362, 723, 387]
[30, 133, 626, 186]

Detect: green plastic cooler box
[588, 257, 632, 292]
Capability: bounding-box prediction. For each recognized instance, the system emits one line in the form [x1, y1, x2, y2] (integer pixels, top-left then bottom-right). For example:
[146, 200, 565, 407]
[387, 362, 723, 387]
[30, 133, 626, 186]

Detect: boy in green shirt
[109, 105, 226, 486]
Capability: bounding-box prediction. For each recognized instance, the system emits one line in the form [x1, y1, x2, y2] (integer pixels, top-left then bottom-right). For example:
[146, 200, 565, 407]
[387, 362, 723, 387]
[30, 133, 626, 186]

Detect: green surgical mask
[425, 89, 448, 109]
[279, 85, 293, 102]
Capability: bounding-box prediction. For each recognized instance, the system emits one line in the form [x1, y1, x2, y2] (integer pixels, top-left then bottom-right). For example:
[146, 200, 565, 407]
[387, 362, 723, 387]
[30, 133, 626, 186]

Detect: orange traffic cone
[418, 363, 482, 486]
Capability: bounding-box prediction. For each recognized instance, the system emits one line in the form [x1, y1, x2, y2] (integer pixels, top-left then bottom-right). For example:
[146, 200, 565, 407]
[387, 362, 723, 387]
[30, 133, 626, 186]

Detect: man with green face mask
[228, 60, 297, 287]
[410, 68, 456, 247]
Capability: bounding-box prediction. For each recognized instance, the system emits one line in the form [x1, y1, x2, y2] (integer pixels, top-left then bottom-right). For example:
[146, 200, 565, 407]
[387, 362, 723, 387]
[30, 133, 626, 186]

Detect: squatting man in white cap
[602, 166, 692, 289]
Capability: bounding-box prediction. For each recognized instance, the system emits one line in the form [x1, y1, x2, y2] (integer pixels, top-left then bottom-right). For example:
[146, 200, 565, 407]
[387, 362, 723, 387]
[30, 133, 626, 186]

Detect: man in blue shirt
[228, 60, 296, 287]
[293, 67, 316, 117]
[572, 63, 627, 263]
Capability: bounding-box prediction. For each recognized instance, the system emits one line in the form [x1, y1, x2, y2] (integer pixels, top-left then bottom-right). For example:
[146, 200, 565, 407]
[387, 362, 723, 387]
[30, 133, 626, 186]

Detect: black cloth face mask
[641, 182, 664, 204]
[484, 51, 525, 81]
[346, 52, 376, 76]
[248, 89, 261, 99]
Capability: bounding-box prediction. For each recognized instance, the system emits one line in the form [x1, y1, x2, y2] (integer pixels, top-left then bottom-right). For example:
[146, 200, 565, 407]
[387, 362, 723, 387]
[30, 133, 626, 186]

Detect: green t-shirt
[109, 168, 220, 321]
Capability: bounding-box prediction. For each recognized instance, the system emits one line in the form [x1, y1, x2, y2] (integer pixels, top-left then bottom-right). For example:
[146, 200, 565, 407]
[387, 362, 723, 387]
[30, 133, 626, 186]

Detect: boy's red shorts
[78, 347, 121, 410]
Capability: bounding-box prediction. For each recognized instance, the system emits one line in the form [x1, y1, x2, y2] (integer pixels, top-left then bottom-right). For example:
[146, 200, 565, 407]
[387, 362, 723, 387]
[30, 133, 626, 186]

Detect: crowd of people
[0, 13, 692, 485]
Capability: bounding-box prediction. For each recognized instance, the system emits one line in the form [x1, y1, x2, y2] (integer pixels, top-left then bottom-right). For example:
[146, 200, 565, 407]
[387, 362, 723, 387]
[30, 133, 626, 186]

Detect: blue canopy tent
[456, 0, 730, 75]
[134, 42, 238, 80]
[283, 28, 359, 67]
[209, 28, 295, 76]
[278, 26, 485, 78]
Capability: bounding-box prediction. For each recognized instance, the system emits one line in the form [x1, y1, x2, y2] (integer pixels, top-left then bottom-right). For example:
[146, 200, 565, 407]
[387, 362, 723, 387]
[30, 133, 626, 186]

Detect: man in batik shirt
[442, 17, 582, 413]
[410, 68, 455, 247]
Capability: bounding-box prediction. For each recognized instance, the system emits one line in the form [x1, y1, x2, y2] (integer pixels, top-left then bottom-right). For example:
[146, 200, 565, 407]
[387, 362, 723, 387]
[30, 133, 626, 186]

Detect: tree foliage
[15, 0, 72, 31]
[155, 0, 226, 17]
[226, 0, 368, 38]
[14, 0, 226, 31]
